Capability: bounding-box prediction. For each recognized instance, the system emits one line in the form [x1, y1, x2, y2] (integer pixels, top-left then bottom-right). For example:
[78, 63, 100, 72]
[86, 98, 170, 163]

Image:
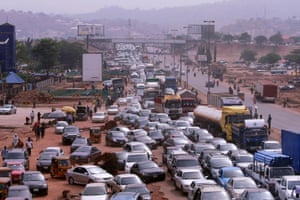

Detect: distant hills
[1, 0, 300, 39]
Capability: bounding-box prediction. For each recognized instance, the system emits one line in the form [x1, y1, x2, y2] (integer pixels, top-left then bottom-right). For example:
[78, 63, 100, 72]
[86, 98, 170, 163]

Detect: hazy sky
[3, 0, 224, 14]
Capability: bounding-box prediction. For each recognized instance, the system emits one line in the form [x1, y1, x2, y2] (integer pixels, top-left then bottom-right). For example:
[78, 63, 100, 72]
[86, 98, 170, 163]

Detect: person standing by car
[30, 110, 35, 124]
[25, 137, 33, 156]
[267, 114, 272, 135]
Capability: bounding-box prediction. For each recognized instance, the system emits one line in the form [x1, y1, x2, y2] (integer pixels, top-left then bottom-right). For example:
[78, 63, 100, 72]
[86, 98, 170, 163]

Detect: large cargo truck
[244, 151, 294, 195]
[255, 81, 278, 103]
[164, 76, 177, 93]
[193, 105, 267, 148]
[207, 92, 243, 108]
[281, 129, 300, 174]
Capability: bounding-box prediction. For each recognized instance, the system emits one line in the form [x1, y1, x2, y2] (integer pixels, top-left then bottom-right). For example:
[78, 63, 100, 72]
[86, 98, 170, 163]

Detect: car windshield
[88, 167, 106, 174]
[73, 139, 86, 144]
[219, 144, 237, 151]
[8, 189, 29, 197]
[246, 191, 274, 200]
[223, 169, 243, 178]
[6, 152, 24, 159]
[125, 186, 148, 194]
[233, 179, 257, 189]
[57, 122, 67, 127]
[236, 155, 253, 163]
[139, 161, 158, 169]
[202, 191, 229, 200]
[182, 171, 203, 179]
[175, 159, 198, 167]
[270, 167, 294, 178]
[39, 153, 54, 160]
[7, 163, 24, 170]
[211, 159, 232, 169]
[75, 146, 90, 152]
[132, 144, 146, 151]
[127, 154, 148, 162]
[112, 132, 125, 137]
[3, 105, 11, 108]
[264, 142, 281, 149]
[83, 186, 106, 195]
[23, 173, 44, 181]
[288, 180, 300, 190]
[120, 177, 140, 185]
[95, 112, 105, 116]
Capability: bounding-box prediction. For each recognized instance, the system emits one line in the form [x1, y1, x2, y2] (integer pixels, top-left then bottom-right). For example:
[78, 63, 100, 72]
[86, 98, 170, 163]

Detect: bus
[154, 95, 182, 119]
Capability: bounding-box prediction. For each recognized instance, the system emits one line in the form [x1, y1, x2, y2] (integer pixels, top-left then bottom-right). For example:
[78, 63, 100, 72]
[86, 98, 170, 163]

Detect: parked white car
[0, 104, 17, 114]
[92, 111, 108, 123]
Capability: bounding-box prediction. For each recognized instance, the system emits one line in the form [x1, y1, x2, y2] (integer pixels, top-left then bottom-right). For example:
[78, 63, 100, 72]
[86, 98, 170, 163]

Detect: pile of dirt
[13, 90, 54, 105]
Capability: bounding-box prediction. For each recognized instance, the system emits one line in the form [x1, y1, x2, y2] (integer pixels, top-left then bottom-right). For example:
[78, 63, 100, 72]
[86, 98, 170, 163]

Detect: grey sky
[3, 0, 224, 14]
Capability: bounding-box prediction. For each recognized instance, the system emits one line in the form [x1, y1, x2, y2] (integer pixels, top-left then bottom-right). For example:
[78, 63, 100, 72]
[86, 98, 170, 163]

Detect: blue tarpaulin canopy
[3, 72, 25, 84]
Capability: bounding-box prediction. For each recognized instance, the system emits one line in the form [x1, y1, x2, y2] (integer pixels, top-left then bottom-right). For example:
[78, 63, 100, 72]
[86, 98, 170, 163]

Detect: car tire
[68, 177, 75, 185]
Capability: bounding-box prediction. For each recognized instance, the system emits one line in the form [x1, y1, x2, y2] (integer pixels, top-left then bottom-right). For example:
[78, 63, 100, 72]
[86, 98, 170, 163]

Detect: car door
[90, 147, 101, 161]
[73, 167, 85, 184]
[226, 179, 234, 197]
[174, 170, 183, 189]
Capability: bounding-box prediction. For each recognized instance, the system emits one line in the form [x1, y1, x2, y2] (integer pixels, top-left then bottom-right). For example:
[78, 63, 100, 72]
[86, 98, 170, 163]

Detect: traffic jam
[1, 50, 300, 200]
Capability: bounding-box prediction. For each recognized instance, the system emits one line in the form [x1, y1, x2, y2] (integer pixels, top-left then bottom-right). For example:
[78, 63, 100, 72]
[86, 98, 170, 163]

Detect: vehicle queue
[0, 52, 299, 200]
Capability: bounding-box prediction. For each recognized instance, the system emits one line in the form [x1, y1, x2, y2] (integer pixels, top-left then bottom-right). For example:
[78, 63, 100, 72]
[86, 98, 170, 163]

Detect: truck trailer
[255, 81, 278, 103]
[282, 129, 300, 174]
[193, 105, 267, 150]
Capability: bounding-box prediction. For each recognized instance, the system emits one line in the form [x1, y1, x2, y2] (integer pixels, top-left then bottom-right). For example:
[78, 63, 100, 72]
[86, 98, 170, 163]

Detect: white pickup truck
[274, 175, 300, 200]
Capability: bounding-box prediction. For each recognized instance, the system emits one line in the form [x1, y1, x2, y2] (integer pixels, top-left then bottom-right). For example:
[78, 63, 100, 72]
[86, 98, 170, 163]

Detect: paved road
[185, 67, 300, 133]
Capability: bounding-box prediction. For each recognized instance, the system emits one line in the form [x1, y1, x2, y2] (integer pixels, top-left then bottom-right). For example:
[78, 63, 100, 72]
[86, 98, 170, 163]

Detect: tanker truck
[193, 105, 268, 151]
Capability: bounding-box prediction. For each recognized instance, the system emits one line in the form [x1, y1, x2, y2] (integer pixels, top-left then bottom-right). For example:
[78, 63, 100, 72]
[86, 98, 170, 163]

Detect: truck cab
[275, 175, 300, 200]
[244, 151, 295, 194]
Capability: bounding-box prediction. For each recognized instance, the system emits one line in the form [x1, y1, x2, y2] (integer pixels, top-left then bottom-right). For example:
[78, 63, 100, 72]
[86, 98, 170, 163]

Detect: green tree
[239, 32, 251, 43]
[285, 49, 300, 75]
[254, 35, 268, 46]
[223, 34, 234, 44]
[269, 32, 284, 46]
[16, 38, 33, 66]
[57, 40, 85, 70]
[32, 38, 59, 72]
[259, 52, 281, 65]
[240, 49, 257, 63]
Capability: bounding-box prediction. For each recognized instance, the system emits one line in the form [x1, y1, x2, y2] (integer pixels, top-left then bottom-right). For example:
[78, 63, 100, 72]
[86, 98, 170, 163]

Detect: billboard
[78, 24, 104, 37]
[82, 53, 102, 82]
[187, 24, 202, 35]
[201, 24, 215, 40]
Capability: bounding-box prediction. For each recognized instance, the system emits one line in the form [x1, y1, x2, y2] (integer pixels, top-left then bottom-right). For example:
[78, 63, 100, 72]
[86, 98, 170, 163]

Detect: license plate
[33, 188, 39, 192]
[43, 166, 48, 169]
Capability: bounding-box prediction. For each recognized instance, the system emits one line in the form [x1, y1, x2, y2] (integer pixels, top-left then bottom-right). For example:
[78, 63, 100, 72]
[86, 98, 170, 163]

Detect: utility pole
[203, 20, 215, 96]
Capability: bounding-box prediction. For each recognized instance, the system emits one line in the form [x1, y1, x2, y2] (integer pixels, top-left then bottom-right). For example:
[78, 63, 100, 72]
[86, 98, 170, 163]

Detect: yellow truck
[194, 104, 268, 152]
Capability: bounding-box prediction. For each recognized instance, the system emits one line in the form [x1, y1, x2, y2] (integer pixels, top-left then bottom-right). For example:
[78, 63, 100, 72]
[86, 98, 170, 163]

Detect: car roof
[221, 167, 242, 171]
[85, 182, 106, 187]
[116, 173, 139, 178]
[200, 185, 225, 192]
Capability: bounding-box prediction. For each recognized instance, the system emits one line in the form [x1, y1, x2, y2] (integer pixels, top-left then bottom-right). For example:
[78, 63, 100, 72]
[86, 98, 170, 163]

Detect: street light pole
[203, 20, 215, 96]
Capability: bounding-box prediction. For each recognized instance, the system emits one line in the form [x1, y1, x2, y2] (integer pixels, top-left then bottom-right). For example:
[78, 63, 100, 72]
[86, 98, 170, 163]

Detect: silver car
[80, 182, 109, 200]
[0, 104, 17, 114]
[55, 121, 68, 134]
[66, 165, 113, 185]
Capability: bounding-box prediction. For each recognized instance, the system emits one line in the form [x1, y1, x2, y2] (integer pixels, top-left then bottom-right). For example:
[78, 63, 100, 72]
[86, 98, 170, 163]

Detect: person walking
[30, 110, 34, 124]
[267, 114, 272, 135]
[40, 123, 46, 139]
[1, 146, 8, 161]
[12, 134, 19, 148]
[37, 112, 41, 122]
[32, 121, 41, 141]
[25, 137, 33, 156]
